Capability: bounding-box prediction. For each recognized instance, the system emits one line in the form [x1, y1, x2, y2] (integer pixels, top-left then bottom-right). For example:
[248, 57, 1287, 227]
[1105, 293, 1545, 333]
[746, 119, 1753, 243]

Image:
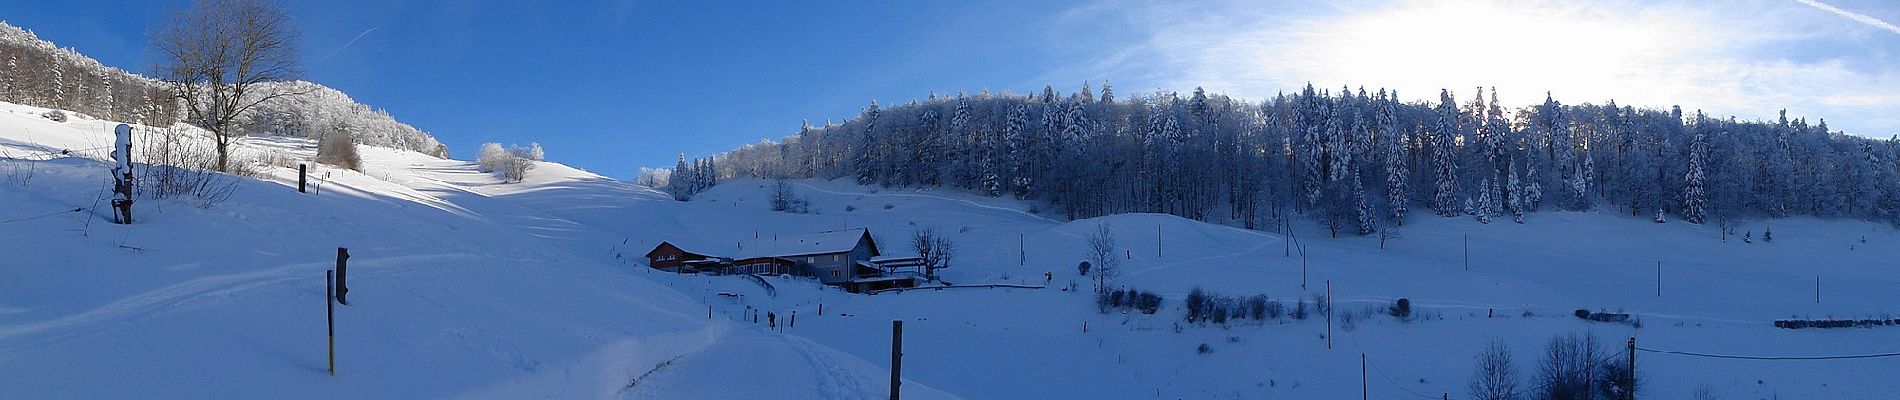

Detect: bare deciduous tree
[1468, 340, 1522, 400]
[1085, 222, 1121, 286]
[1534, 333, 1604, 400]
[152, 0, 305, 172]
[911, 227, 954, 280]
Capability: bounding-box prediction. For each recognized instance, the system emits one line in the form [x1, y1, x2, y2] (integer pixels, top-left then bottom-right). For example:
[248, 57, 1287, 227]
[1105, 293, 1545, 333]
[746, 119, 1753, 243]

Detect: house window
[833, 254, 842, 262]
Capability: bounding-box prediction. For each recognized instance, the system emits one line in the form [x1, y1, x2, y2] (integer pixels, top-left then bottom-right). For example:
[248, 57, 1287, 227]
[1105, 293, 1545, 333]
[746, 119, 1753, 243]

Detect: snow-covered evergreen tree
[1375, 90, 1409, 224]
[1682, 132, 1709, 224]
[1354, 171, 1375, 235]
[1476, 177, 1494, 224]
[1431, 89, 1462, 217]
[852, 101, 881, 185]
[1507, 159, 1526, 223]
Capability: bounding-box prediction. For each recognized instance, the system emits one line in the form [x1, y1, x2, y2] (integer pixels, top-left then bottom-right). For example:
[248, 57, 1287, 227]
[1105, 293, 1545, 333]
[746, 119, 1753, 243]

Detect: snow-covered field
[3, 100, 1897, 399]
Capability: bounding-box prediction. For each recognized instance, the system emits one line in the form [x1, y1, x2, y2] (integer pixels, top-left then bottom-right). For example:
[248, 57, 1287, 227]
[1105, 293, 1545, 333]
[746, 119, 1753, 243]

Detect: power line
[1636, 346, 1900, 361]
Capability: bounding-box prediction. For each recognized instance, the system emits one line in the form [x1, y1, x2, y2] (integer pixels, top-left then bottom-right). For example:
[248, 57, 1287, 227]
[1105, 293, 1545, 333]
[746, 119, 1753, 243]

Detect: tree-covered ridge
[0, 21, 448, 158]
[709, 83, 1900, 234]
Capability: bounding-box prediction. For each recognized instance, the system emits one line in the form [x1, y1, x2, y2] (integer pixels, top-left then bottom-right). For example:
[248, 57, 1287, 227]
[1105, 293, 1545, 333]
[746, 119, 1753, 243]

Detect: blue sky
[4, 0, 1898, 178]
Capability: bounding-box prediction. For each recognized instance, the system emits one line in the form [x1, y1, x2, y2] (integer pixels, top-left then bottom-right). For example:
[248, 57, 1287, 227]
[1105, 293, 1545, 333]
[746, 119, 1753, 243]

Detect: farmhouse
[645, 228, 925, 292]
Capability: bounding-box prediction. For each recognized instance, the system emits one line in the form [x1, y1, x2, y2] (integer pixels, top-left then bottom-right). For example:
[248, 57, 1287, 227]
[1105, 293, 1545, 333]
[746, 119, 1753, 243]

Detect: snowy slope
[4, 98, 1899, 399]
[625, 179, 1900, 399]
[0, 101, 950, 399]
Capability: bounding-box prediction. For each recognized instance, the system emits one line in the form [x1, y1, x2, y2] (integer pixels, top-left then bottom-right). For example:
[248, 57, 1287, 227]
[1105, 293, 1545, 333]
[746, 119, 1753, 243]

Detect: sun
[1278, 1, 1706, 106]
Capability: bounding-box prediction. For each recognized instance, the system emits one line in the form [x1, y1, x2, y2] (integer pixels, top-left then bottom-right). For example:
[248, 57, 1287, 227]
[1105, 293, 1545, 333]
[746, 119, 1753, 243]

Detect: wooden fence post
[326, 269, 335, 376]
[1360, 353, 1367, 400]
[890, 320, 903, 400]
[299, 164, 308, 193]
[1627, 336, 1637, 400]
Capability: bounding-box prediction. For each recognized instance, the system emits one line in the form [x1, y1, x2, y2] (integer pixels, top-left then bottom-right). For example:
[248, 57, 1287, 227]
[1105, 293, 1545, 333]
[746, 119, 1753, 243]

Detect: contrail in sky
[1794, 0, 1900, 35]
[316, 27, 379, 65]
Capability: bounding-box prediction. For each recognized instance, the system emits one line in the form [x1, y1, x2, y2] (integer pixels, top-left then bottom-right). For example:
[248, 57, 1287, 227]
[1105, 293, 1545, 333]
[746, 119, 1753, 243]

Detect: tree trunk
[214, 129, 229, 172]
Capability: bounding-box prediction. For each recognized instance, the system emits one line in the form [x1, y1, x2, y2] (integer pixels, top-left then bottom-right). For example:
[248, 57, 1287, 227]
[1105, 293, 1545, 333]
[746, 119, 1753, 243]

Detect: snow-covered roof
[733, 228, 875, 260]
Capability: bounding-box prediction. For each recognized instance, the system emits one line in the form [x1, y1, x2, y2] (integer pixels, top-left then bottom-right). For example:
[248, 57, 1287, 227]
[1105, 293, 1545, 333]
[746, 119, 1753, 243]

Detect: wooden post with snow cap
[109, 124, 135, 224]
[890, 320, 903, 400]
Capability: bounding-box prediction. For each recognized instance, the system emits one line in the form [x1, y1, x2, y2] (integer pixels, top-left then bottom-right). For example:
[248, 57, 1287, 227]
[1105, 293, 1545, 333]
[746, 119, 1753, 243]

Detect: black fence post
[335, 248, 351, 305]
[299, 164, 308, 193]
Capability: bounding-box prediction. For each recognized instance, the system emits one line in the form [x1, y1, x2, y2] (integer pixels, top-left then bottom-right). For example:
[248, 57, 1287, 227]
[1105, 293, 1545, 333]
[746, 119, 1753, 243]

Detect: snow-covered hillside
[4, 99, 1898, 399]
[0, 101, 950, 399]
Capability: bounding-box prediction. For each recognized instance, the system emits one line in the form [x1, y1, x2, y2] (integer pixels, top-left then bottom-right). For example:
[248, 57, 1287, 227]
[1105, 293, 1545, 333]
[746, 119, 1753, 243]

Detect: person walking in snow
[767, 312, 777, 331]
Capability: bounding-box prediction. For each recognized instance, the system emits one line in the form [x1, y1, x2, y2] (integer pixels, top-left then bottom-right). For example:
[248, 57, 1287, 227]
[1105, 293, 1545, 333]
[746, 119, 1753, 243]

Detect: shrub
[1293, 299, 1309, 320]
[1390, 298, 1412, 319]
[1185, 287, 1207, 322]
[1101, 287, 1163, 315]
[1196, 343, 1212, 354]
[1246, 295, 1268, 320]
[1265, 300, 1284, 319]
[1313, 292, 1332, 317]
[314, 130, 361, 171]
[1136, 292, 1162, 314]
[476, 142, 537, 182]
[41, 110, 67, 122]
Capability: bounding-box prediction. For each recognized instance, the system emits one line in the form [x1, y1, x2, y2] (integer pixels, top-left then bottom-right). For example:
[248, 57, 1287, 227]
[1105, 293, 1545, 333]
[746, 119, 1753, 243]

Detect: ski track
[0, 253, 473, 353]
[782, 333, 869, 400]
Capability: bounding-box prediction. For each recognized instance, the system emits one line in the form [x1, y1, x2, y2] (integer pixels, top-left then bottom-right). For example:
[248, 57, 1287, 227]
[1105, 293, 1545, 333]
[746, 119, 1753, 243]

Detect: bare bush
[138, 127, 238, 204]
[1533, 333, 1604, 400]
[314, 130, 360, 171]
